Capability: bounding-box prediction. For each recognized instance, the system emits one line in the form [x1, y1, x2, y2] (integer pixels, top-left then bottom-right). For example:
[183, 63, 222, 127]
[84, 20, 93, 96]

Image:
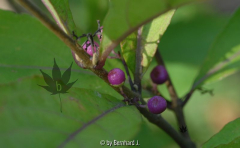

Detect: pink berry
[82, 41, 99, 56]
[108, 68, 126, 87]
[148, 96, 167, 114]
[150, 65, 168, 84]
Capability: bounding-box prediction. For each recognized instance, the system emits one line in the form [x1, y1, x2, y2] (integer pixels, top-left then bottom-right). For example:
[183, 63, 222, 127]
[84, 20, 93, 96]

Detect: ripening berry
[150, 65, 168, 84]
[82, 41, 99, 56]
[147, 96, 167, 114]
[108, 68, 126, 87]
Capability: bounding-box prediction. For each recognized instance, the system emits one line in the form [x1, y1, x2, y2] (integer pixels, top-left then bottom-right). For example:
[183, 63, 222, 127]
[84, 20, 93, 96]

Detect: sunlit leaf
[120, 10, 175, 76]
[202, 118, 240, 148]
[99, 0, 194, 62]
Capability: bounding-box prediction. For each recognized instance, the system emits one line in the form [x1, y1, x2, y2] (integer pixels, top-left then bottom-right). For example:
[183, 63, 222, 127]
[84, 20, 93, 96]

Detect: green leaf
[193, 8, 240, 88]
[217, 137, 240, 148]
[99, 0, 193, 61]
[141, 10, 175, 74]
[121, 10, 175, 75]
[120, 32, 138, 74]
[202, 118, 240, 148]
[0, 76, 143, 147]
[42, 0, 78, 35]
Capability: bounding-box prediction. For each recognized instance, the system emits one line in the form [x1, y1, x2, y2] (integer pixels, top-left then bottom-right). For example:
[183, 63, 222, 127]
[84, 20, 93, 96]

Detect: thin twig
[181, 90, 194, 107]
[155, 48, 194, 143]
[137, 105, 195, 148]
[155, 49, 178, 107]
[119, 52, 135, 91]
[134, 27, 143, 95]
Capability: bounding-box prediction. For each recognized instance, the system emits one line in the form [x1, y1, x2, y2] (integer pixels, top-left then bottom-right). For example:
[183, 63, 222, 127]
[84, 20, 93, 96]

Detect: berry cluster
[147, 65, 168, 114]
[71, 20, 103, 69]
[107, 62, 168, 114]
[73, 20, 103, 57]
[73, 21, 168, 115]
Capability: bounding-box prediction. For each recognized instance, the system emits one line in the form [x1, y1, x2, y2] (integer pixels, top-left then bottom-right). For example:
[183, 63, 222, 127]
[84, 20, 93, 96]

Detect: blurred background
[1, 0, 240, 147]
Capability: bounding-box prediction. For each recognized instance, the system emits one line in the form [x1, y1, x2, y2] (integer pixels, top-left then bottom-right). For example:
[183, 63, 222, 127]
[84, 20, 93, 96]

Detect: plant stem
[155, 49, 178, 107]
[137, 106, 195, 148]
[120, 53, 135, 92]
[181, 90, 194, 107]
[155, 49, 195, 146]
[134, 27, 143, 95]
[18, 1, 195, 147]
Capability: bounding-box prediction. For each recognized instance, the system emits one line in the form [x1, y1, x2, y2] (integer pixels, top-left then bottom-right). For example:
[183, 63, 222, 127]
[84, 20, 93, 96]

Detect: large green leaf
[193, 8, 240, 89]
[202, 118, 240, 148]
[0, 76, 143, 147]
[0, 9, 120, 98]
[99, 0, 194, 62]
[120, 10, 175, 75]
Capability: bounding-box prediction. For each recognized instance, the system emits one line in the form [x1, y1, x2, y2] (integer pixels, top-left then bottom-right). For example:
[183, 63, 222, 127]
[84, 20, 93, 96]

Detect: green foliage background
[0, 0, 240, 148]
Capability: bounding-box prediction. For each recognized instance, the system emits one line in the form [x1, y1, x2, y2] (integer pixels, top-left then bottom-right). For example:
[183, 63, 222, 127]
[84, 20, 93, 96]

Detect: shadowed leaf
[193, 8, 240, 88]
[0, 77, 144, 148]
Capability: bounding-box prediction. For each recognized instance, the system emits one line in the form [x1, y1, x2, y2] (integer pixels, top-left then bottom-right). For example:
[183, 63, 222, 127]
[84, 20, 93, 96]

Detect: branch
[119, 52, 135, 92]
[155, 49, 178, 107]
[18, 1, 195, 147]
[134, 27, 143, 94]
[155, 48, 194, 143]
[137, 106, 195, 148]
[181, 90, 194, 107]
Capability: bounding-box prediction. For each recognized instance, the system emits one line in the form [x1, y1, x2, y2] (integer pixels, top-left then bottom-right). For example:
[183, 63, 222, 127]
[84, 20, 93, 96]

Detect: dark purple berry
[108, 68, 126, 87]
[148, 96, 167, 114]
[150, 65, 168, 84]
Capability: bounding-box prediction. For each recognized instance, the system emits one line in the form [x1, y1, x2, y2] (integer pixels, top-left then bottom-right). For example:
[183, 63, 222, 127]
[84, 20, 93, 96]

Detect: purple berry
[82, 41, 99, 56]
[108, 68, 126, 87]
[150, 65, 168, 84]
[148, 96, 167, 114]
